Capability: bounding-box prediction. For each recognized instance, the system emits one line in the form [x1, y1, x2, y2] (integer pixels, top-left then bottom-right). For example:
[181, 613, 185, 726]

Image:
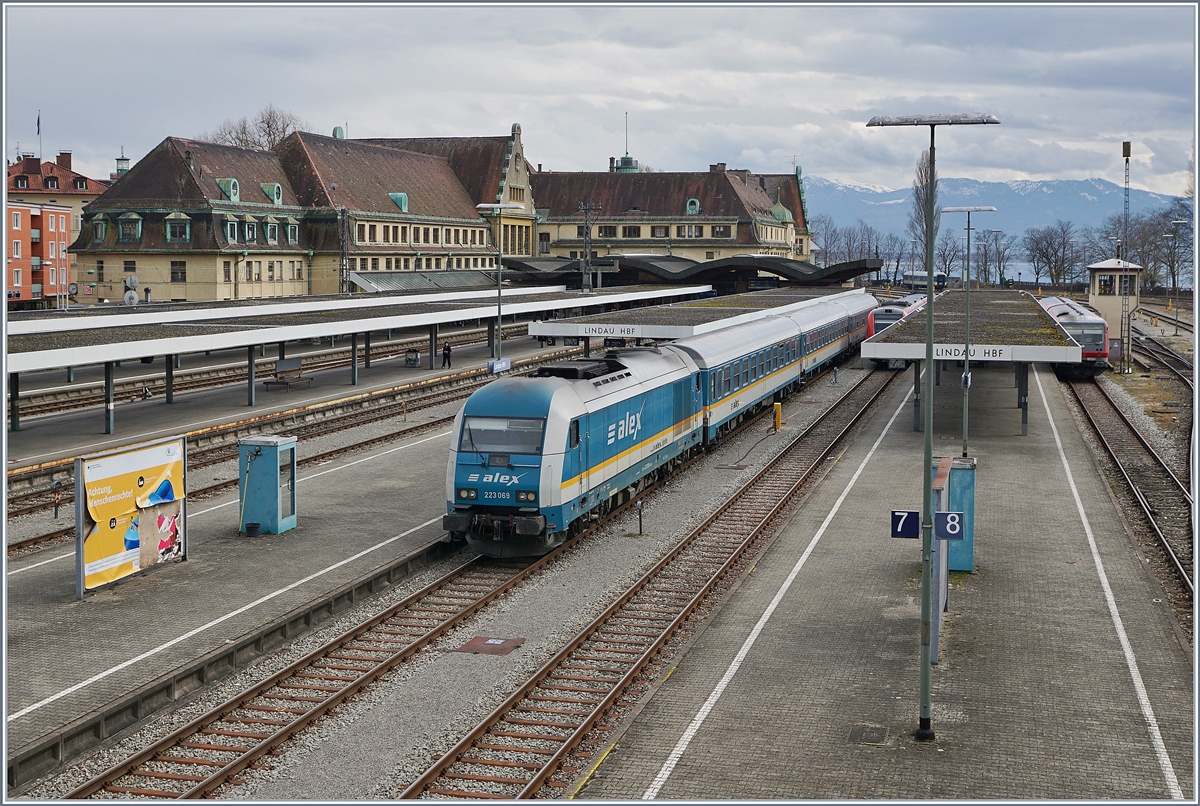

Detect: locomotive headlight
[457, 488, 478, 500]
[516, 490, 537, 503]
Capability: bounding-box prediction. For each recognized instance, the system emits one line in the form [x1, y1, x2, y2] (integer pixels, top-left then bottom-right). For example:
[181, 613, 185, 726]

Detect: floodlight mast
[865, 113, 999, 743]
[476, 202, 525, 361]
[943, 206, 996, 459]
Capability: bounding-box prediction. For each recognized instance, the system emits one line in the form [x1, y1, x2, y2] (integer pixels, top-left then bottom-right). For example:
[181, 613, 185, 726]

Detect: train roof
[668, 315, 799, 367]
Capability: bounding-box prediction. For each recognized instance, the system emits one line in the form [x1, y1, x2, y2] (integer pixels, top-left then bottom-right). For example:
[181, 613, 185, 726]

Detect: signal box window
[1097, 274, 1115, 295]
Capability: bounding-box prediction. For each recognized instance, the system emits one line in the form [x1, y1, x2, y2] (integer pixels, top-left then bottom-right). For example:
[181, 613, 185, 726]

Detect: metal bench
[263, 357, 312, 390]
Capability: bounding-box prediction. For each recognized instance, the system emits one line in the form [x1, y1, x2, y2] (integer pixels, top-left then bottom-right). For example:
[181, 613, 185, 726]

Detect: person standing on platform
[442, 342, 452, 368]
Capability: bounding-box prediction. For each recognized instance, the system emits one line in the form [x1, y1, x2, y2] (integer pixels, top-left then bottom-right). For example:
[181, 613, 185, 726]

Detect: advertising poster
[75, 437, 187, 596]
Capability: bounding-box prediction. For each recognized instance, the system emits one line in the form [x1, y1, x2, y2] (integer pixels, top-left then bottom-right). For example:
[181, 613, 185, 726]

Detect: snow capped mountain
[802, 174, 1182, 236]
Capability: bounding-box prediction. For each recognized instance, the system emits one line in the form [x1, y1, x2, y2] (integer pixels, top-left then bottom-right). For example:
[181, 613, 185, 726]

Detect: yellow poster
[78, 438, 186, 590]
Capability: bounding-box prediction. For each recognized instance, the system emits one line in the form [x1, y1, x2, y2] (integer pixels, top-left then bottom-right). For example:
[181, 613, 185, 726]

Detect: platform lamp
[476, 202, 524, 360]
[866, 113, 1000, 743]
[1164, 219, 1188, 335]
[943, 206, 996, 460]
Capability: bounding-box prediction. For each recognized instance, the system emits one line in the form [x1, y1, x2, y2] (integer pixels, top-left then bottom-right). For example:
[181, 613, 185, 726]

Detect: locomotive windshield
[459, 417, 545, 455]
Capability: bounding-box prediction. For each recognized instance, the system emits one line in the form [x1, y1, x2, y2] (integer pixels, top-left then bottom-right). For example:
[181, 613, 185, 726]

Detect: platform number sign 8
[890, 510, 920, 539]
[934, 512, 965, 541]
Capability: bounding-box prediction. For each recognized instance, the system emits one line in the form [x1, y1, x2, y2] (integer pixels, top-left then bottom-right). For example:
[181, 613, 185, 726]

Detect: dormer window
[92, 219, 107, 242]
[216, 178, 240, 202]
[285, 219, 299, 244]
[117, 212, 143, 242]
[165, 212, 191, 243]
[227, 220, 238, 243]
[685, 198, 701, 215]
[266, 223, 278, 243]
[14, 176, 28, 189]
[74, 177, 87, 190]
[244, 222, 257, 241]
[44, 176, 59, 189]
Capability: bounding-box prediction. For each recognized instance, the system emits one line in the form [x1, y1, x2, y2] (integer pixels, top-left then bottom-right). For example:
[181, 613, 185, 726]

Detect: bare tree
[880, 232, 906, 284]
[199, 104, 310, 150]
[809, 213, 842, 268]
[993, 232, 1017, 285]
[906, 149, 940, 257]
[935, 228, 961, 279]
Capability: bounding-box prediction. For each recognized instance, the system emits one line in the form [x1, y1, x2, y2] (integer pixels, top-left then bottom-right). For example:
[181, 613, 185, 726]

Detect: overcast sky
[5, 3, 1196, 196]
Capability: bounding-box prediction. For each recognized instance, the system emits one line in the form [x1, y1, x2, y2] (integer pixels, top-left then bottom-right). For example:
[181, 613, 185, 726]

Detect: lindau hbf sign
[934, 345, 1010, 361]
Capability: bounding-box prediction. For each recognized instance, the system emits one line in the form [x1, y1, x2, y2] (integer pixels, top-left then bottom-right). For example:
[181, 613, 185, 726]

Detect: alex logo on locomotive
[466, 472, 524, 486]
[607, 406, 644, 446]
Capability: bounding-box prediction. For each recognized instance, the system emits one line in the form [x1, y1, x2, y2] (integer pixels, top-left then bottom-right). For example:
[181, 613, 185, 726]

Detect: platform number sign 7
[890, 510, 920, 539]
[934, 512, 965, 541]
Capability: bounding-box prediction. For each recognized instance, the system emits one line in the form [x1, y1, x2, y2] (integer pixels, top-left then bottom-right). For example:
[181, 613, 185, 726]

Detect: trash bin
[405, 349, 420, 366]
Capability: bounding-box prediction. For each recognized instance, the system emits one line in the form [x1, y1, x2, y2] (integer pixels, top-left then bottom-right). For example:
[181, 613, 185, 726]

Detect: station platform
[3, 335, 562, 784]
[576, 360, 1194, 800]
[5, 329, 554, 469]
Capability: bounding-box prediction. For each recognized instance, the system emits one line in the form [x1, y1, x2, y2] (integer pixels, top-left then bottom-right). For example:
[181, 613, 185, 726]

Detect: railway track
[399, 368, 896, 800]
[59, 362, 883, 799]
[1068, 380, 1193, 595]
[1139, 304, 1194, 337]
[1133, 336, 1194, 392]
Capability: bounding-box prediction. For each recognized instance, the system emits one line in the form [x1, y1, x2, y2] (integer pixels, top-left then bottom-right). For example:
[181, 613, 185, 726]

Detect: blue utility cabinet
[238, 435, 297, 534]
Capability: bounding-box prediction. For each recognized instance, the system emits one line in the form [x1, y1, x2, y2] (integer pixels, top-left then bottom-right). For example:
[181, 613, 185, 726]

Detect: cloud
[4, 4, 1193, 195]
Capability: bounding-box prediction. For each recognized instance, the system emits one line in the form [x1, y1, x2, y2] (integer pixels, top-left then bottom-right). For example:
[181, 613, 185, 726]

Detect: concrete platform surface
[577, 361, 1193, 800]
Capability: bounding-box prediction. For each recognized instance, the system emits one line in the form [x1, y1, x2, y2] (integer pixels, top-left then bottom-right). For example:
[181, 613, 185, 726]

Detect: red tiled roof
[276, 132, 482, 221]
[7, 156, 110, 195]
[358, 136, 510, 206]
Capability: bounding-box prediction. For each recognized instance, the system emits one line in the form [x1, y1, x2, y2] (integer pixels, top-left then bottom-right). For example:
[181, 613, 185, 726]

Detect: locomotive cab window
[569, 420, 581, 449]
[460, 417, 545, 455]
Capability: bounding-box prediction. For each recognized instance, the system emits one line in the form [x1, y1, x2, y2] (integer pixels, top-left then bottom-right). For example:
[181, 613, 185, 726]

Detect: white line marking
[6, 431, 451, 577]
[7, 516, 443, 723]
[1033, 366, 1183, 799]
[643, 381, 912, 799]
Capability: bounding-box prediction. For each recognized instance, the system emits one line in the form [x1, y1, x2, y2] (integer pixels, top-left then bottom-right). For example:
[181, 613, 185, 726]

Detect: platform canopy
[861, 290, 1083, 363]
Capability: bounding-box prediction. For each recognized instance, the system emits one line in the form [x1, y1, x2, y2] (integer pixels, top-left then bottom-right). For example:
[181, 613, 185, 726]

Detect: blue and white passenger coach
[444, 290, 877, 557]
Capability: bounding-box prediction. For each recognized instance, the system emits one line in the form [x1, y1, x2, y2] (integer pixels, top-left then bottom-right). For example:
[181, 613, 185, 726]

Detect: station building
[527, 159, 812, 264]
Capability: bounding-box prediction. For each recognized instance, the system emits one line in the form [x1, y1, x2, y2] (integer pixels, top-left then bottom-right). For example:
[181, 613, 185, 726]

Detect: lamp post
[1164, 219, 1188, 335]
[866, 113, 1000, 743]
[943, 206, 995, 460]
[476, 202, 524, 360]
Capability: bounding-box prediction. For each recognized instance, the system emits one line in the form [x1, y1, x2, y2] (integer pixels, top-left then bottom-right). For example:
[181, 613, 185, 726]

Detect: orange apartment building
[8, 200, 73, 309]
[7, 152, 111, 309]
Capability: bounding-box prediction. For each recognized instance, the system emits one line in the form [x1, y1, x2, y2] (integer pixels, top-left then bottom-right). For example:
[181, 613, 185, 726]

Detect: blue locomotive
[443, 290, 878, 557]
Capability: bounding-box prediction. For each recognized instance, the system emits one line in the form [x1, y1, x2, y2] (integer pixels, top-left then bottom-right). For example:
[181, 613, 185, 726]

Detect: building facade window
[223, 261, 232, 282]
[12, 268, 20, 286]
[74, 177, 87, 190]
[382, 226, 390, 243]
[49, 241, 56, 258]
[598, 225, 617, 238]
[432, 228, 440, 244]
[676, 224, 703, 238]
[357, 223, 366, 242]
[170, 261, 186, 282]
[50, 267, 58, 286]
[368, 224, 377, 242]
[267, 261, 275, 281]
[254, 261, 261, 281]
[48, 215, 56, 232]
[96, 260, 104, 281]
[60, 215, 66, 231]
[11, 211, 20, 230]
[11, 240, 19, 259]
[371, 257, 379, 270]
[539, 232, 550, 254]
[712, 225, 731, 238]
[622, 225, 641, 238]
[651, 225, 669, 238]
[124, 260, 136, 272]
